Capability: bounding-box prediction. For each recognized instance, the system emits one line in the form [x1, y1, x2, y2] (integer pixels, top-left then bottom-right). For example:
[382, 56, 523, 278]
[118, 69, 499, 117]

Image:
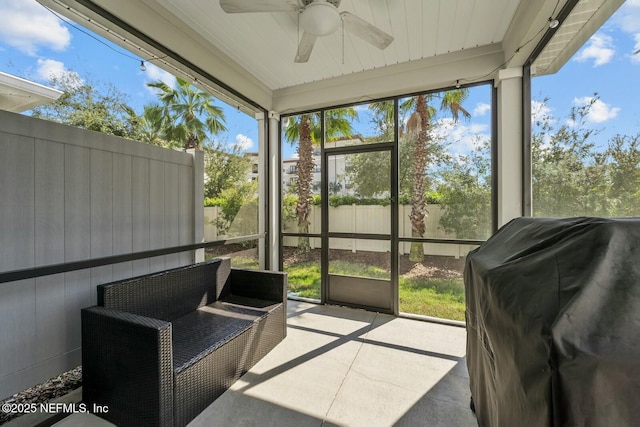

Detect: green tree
[606, 134, 640, 216]
[135, 102, 169, 147]
[348, 100, 405, 198]
[30, 72, 141, 139]
[283, 108, 356, 252]
[531, 94, 640, 218]
[348, 99, 448, 199]
[211, 181, 258, 237]
[437, 138, 492, 240]
[146, 77, 227, 149]
[404, 90, 470, 261]
[346, 150, 392, 197]
[203, 142, 252, 198]
[532, 96, 611, 217]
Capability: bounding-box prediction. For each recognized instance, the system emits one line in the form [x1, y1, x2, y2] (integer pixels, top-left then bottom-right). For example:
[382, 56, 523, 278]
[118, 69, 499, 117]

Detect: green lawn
[399, 277, 465, 321]
[285, 262, 321, 299]
[205, 253, 260, 269]
[286, 260, 465, 321]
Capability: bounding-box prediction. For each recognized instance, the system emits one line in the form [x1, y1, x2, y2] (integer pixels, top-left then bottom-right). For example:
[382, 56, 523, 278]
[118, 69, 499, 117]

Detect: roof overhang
[0, 72, 63, 113]
[532, 0, 625, 76]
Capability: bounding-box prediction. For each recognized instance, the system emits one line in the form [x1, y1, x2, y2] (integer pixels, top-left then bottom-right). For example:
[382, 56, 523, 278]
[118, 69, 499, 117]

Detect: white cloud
[235, 133, 253, 150]
[431, 118, 490, 155]
[473, 103, 491, 117]
[144, 63, 176, 94]
[531, 100, 552, 123]
[0, 0, 71, 55]
[36, 58, 83, 87]
[574, 33, 615, 66]
[632, 34, 640, 64]
[611, 1, 640, 62]
[616, 1, 640, 34]
[571, 96, 620, 124]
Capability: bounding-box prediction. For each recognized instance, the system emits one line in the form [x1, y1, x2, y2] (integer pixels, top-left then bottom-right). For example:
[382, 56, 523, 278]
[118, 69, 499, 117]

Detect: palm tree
[147, 77, 227, 149]
[283, 108, 356, 252]
[405, 90, 470, 261]
[137, 103, 169, 147]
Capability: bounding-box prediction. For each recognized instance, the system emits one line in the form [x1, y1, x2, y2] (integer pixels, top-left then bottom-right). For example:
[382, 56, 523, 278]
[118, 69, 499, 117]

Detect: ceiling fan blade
[219, 0, 298, 13]
[295, 31, 317, 63]
[340, 12, 393, 50]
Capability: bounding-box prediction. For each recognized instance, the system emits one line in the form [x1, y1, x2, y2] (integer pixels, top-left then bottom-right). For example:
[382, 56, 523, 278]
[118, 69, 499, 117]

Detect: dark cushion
[171, 300, 271, 372]
[219, 294, 281, 311]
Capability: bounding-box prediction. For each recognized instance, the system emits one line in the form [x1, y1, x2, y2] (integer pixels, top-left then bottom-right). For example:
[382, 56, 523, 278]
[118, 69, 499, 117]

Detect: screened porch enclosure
[0, 0, 631, 419]
[280, 86, 492, 319]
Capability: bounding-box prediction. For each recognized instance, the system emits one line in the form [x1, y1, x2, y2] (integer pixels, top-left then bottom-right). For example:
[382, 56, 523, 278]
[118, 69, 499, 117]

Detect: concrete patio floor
[55, 300, 476, 427]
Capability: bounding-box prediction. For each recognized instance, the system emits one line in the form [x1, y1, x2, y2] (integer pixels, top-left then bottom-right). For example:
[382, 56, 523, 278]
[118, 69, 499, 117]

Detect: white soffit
[0, 72, 63, 113]
[532, 0, 625, 76]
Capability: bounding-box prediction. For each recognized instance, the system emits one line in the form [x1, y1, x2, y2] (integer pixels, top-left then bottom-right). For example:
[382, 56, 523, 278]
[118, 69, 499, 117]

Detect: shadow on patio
[8, 297, 476, 427]
[186, 300, 475, 427]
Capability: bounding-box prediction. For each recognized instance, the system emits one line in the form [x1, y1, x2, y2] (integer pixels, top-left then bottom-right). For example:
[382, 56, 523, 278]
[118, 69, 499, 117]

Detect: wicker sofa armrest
[81, 306, 174, 427]
[229, 268, 287, 303]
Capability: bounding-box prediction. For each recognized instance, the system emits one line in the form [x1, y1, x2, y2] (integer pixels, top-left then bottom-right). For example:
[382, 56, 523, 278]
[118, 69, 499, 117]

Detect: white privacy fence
[204, 204, 477, 259]
[0, 110, 203, 399]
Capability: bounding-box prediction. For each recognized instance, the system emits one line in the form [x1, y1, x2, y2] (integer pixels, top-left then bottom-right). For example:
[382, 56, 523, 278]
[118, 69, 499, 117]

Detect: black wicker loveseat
[81, 257, 287, 426]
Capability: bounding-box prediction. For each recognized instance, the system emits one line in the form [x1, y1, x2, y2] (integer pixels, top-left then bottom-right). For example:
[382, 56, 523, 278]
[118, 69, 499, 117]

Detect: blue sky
[532, 0, 640, 149]
[0, 0, 260, 152]
[1, 0, 638, 156]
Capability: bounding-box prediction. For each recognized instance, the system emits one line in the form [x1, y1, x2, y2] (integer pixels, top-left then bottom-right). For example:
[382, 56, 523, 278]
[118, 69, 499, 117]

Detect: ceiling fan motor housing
[300, 0, 341, 37]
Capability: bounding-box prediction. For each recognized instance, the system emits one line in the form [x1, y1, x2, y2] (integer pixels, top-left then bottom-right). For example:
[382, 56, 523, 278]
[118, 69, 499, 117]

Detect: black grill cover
[464, 217, 640, 427]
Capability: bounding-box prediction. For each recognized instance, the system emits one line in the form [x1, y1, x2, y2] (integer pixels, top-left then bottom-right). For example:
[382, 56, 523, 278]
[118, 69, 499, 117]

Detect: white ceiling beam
[502, 0, 562, 68]
[272, 44, 503, 113]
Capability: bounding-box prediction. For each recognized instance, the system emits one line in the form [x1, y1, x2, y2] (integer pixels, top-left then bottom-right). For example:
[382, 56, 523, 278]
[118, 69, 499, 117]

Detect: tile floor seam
[320, 312, 378, 427]
[347, 365, 423, 395]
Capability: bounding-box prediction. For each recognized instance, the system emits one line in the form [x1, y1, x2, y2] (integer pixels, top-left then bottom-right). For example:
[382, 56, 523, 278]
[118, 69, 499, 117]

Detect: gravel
[0, 367, 82, 425]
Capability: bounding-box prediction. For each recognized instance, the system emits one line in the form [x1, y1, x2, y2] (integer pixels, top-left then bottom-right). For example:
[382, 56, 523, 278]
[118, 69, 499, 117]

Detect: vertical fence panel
[112, 153, 133, 280]
[149, 159, 166, 272]
[35, 140, 66, 361]
[90, 150, 113, 303]
[64, 144, 91, 353]
[132, 156, 151, 276]
[164, 163, 180, 269]
[0, 132, 35, 270]
[203, 206, 219, 241]
[0, 132, 36, 385]
[178, 164, 193, 265]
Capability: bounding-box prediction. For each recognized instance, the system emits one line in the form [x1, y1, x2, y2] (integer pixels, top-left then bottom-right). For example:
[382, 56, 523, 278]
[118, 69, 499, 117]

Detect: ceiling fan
[219, 0, 394, 63]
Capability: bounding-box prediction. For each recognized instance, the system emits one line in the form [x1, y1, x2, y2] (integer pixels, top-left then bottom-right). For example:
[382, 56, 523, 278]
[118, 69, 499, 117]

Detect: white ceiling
[159, 0, 521, 91]
[38, 0, 620, 114]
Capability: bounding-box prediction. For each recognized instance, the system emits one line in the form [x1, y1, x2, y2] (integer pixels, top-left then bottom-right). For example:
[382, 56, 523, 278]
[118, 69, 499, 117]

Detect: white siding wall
[0, 110, 202, 399]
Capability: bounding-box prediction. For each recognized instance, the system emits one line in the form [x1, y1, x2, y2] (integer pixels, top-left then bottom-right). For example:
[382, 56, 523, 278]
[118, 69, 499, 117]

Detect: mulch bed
[283, 247, 465, 279]
[0, 367, 82, 425]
